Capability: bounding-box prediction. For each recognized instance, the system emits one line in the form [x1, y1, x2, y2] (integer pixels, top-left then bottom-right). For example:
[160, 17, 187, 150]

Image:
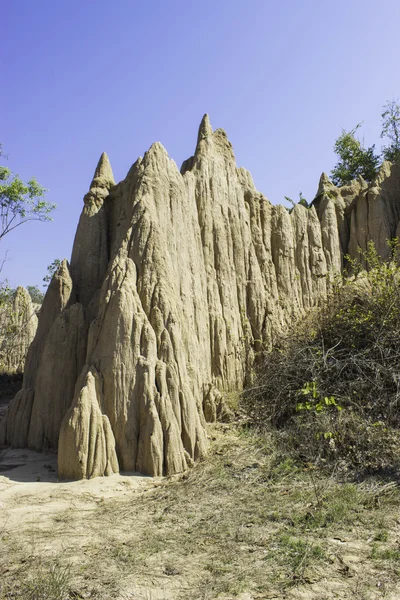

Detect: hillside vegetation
[243, 241, 400, 478]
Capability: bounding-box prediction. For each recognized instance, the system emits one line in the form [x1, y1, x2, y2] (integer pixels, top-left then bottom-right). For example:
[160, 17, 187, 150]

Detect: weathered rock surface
[58, 368, 119, 479]
[2, 116, 400, 479]
[0, 287, 38, 374]
[314, 160, 400, 264]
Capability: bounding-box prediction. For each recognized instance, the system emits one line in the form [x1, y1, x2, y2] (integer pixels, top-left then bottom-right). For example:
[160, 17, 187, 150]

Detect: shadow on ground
[0, 447, 148, 484]
[0, 447, 58, 483]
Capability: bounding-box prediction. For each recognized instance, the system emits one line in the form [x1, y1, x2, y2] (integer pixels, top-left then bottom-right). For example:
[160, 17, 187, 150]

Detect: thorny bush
[243, 240, 400, 475]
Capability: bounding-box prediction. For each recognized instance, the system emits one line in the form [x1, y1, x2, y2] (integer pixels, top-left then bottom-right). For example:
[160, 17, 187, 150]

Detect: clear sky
[2, 0, 400, 289]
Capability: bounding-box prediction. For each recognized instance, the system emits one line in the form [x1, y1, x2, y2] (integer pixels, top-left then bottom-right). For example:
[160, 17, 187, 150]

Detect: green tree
[43, 258, 61, 287]
[0, 144, 55, 241]
[0, 284, 14, 305]
[381, 100, 400, 163]
[0, 144, 55, 368]
[26, 285, 44, 304]
[330, 123, 380, 186]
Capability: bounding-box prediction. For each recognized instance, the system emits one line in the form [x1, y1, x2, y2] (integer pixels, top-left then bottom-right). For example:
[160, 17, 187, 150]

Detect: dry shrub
[243, 241, 400, 475]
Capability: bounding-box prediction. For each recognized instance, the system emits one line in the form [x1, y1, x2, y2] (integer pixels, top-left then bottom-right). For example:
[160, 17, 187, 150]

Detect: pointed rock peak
[13, 286, 32, 308]
[55, 259, 72, 282]
[197, 114, 213, 145]
[372, 160, 392, 188]
[92, 152, 115, 187]
[142, 142, 168, 168]
[147, 141, 168, 157]
[126, 156, 143, 180]
[316, 172, 334, 197]
[60, 259, 73, 286]
[320, 172, 333, 186]
[84, 153, 114, 211]
[356, 174, 367, 186]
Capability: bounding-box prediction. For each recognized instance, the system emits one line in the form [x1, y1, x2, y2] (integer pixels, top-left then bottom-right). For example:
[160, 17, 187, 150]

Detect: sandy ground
[0, 448, 162, 599]
[1, 437, 400, 600]
[0, 448, 153, 530]
[0, 446, 152, 539]
[0, 447, 254, 599]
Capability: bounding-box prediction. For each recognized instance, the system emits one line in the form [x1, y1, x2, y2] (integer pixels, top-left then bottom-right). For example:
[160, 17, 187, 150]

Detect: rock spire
[1, 117, 400, 479]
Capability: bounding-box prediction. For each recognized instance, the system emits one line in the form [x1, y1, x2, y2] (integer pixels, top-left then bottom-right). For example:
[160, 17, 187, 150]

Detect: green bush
[331, 123, 380, 185]
[243, 241, 400, 475]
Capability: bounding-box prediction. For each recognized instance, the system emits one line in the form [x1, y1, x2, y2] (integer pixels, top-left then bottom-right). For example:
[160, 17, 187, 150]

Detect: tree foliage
[26, 285, 44, 304]
[0, 145, 53, 371]
[0, 284, 13, 307]
[43, 258, 61, 287]
[330, 124, 380, 186]
[0, 144, 55, 241]
[331, 101, 400, 187]
[381, 100, 400, 163]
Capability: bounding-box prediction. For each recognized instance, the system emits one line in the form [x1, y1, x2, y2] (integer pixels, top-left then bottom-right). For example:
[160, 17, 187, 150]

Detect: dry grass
[1, 424, 400, 599]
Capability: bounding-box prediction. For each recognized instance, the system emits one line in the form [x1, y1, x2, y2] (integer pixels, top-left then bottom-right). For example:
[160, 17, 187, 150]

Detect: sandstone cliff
[1, 116, 400, 479]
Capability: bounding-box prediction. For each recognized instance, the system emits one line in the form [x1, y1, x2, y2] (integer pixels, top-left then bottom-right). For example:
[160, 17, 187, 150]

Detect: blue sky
[2, 0, 400, 288]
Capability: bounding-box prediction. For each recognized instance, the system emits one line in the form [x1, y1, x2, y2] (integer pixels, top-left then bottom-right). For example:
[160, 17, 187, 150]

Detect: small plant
[22, 562, 71, 600]
[296, 380, 342, 415]
[373, 529, 389, 542]
[284, 191, 310, 213]
[371, 544, 400, 563]
[112, 543, 136, 567]
[267, 533, 325, 586]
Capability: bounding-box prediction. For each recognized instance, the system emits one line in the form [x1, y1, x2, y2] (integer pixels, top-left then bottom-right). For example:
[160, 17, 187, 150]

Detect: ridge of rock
[2, 116, 400, 479]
